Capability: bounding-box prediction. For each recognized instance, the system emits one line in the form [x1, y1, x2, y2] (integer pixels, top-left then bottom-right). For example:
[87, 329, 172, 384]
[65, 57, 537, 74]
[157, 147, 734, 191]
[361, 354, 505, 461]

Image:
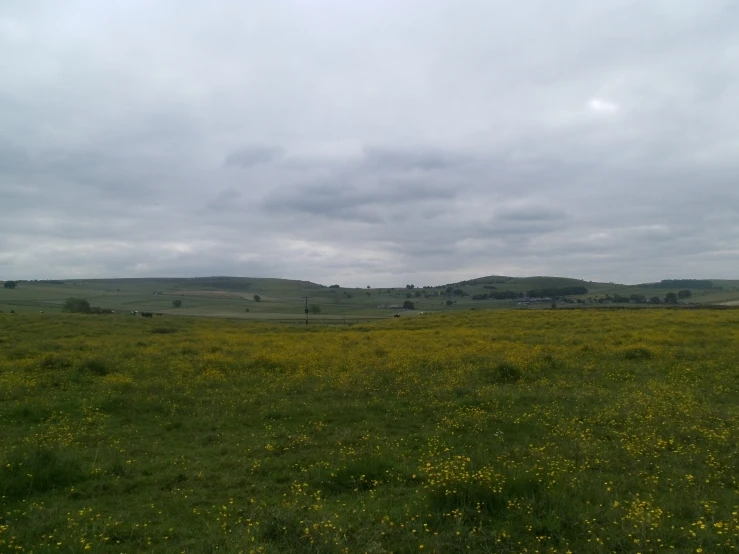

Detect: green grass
[1, 309, 738, 552]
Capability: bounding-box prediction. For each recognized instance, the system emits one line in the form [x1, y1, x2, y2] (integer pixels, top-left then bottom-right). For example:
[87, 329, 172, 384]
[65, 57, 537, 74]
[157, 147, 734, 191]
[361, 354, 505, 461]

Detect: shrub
[62, 297, 91, 313]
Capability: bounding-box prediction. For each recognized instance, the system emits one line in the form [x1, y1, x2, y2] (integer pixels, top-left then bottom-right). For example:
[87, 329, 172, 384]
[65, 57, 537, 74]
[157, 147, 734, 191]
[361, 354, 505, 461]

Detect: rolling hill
[2, 274, 738, 321]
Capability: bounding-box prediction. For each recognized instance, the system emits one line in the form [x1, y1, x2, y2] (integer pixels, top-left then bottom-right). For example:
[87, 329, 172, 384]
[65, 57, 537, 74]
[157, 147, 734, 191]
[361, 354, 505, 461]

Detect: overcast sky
[1, 1, 738, 287]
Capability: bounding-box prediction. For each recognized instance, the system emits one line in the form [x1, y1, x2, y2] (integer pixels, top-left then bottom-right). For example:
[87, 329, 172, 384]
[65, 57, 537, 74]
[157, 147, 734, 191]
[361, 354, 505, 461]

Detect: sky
[1, 0, 738, 287]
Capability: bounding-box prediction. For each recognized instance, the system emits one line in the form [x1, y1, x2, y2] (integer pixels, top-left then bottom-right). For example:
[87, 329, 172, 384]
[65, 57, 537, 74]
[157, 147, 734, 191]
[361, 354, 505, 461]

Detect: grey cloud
[205, 187, 242, 212]
[263, 179, 456, 222]
[1, 0, 738, 285]
[224, 146, 283, 168]
[362, 146, 464, 171]
[0, 143, 31, 173]
[496, 206, 568, 222]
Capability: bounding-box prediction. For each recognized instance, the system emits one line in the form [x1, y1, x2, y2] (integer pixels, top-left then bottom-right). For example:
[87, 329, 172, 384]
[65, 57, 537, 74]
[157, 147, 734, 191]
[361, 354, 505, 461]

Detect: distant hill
[442, 275, 610, 293]
[3, 274, 739, 319]
[53, 276, 325, 293]
[436, 275, 739, 304]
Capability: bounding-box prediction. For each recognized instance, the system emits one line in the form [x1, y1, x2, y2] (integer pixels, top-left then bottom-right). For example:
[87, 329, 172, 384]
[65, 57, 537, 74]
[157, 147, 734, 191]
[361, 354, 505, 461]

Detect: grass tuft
[316, 457, 395, 494]
[492, 362, 523, 383]
[151, 327, 178, 334]
[0, 446, 85, 499]
[620, 346, 655, 360]
[428, 482, 506, 516]
[39, 353, 73, 370]
[78, 358, 110, 375]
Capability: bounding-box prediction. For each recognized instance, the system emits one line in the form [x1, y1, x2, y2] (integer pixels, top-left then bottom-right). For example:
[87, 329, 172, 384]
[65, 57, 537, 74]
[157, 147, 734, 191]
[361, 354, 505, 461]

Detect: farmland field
[4, 276, 739, 322]
[1, 309, 738, 553]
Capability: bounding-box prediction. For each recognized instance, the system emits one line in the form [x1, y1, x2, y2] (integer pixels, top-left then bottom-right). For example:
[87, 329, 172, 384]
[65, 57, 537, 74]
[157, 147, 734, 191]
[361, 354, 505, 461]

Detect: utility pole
[303, 296, 308, 325]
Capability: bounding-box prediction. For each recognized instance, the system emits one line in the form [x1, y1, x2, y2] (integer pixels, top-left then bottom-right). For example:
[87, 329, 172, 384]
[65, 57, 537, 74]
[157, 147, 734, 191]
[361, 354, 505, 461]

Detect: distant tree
[366, 286, 371, 289]
[406, 284, 415, 289]
[406, 293, 412, 299]
[347, 293, 353, 299]
[629, 294, 646, 303]
[678, 289, 692, 299]
[63, 297, 91, 313]
[172, 299, 182, 308]
[3, 281, 17, 289]
[329, 284, 340, 289]
[665, 292, 678, 304]
[253, 294, 261, 302]
[414, 290, 422, 297]
[309, 304, 321, 315]
[403, 300, 415, 310]
[446, 299, 454, 306]
[445, 287, 453, 294]
[649, 296, 661, 304]
[453, 288, 466, 296]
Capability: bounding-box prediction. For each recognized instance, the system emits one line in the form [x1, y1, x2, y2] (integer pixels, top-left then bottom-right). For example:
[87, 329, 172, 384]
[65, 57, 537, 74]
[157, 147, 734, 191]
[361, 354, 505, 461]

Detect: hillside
[2, 275, 739, 321]
[442, 275, 739, 305]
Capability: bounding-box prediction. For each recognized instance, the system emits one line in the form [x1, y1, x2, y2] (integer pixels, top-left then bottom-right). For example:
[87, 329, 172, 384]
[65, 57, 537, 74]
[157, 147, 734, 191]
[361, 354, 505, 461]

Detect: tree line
[471, 286, 589, 301]
[607, 290, 691, 304]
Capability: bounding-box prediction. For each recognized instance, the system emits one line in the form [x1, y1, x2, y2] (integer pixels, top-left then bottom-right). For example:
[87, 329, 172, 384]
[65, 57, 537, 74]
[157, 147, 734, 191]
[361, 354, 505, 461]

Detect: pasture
[4, 276, 739, 323]
[1, 309, 738, 552]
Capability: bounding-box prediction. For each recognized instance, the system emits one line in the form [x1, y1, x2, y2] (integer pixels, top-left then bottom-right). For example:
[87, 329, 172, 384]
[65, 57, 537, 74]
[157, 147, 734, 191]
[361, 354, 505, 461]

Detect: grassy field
[1, 309, 738, 553]
[3, 276, 739, 322]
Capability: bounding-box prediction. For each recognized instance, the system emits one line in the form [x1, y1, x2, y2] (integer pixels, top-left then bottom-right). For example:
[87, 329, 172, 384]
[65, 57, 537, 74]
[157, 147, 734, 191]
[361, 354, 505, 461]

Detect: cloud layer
[1, 0, 738, 286]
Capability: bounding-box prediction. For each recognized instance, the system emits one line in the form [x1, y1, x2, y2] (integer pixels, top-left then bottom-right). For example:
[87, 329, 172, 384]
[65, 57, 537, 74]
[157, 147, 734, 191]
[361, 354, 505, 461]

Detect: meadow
[1, 308, 738, 553]
[4, 276, 739, 321]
